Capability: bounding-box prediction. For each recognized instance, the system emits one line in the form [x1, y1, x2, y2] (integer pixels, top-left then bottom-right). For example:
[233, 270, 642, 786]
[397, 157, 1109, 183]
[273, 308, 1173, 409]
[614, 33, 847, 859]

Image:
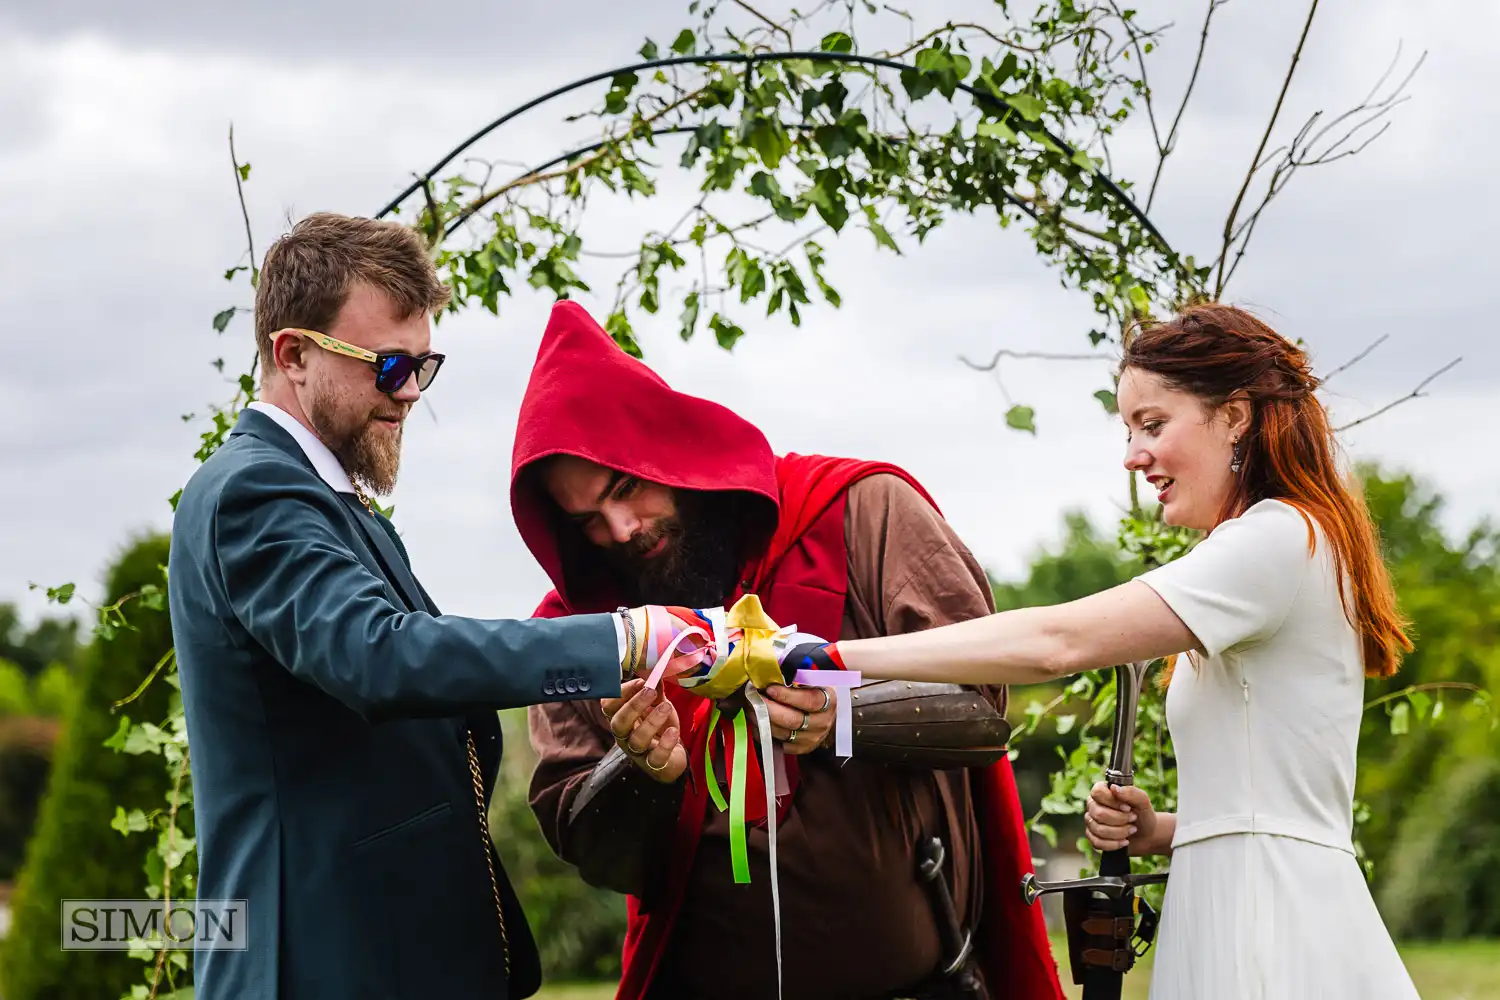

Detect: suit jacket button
[564, 678, 578, 694]
[543, 680, 556, 695]
[578, 677, 592, 693]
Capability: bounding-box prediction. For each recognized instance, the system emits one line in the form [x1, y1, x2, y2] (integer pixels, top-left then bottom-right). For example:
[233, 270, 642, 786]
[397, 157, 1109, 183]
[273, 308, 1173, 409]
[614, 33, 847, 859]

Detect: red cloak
[511, 301, 1064, 1000]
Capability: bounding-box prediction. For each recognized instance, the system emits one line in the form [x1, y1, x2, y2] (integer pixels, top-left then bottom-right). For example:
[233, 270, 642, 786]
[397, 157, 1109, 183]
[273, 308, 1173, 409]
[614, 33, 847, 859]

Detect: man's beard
[306, 374, 405, 496]
[606, 490, 747, 608]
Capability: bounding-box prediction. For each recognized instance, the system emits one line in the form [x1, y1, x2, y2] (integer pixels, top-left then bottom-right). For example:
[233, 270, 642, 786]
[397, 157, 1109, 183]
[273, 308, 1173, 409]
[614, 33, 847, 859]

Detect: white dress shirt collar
[247, 401, 356, 495]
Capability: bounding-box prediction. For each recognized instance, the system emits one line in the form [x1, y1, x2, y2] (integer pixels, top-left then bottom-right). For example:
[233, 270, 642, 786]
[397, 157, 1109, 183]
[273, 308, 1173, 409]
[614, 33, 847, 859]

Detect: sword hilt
[1020, 870, 1169, 906]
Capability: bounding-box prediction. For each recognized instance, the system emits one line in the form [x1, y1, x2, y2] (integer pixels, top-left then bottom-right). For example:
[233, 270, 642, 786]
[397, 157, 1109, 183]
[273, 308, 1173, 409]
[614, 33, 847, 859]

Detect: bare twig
[1215, 0, 1319, 297]
[960, 348, 1113, 371]
[730, 0, 794, 46]
[1215, 43, 1421, 292]
[454, 86, 709, 224]
[882, 21, 1046, 59]
[1364, 681, 1485, 711]
[1322, 334, 1388, 382]
[1144, 0, 1231, 211]
[228, 125, 256, 284]
[1333, 357, 1461, 432]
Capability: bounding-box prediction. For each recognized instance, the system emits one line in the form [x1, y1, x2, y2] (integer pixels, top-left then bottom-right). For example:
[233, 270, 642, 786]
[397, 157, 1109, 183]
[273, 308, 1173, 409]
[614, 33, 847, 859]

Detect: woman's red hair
[1123, 304, 1411, 678]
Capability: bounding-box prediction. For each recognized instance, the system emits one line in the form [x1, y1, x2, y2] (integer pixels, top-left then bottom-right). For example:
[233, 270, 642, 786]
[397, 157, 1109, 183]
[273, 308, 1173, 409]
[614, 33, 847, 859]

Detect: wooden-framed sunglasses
[276, 328, 446, 394]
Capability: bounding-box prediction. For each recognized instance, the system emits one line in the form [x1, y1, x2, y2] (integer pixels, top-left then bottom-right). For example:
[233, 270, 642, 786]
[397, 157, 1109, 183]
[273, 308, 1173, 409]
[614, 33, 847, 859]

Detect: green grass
[535, 937, 1500, 1000]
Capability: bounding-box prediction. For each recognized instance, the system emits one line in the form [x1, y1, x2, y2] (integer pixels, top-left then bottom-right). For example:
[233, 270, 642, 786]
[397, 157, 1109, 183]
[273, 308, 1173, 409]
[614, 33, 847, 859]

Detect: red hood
[510, 301, 780, 609]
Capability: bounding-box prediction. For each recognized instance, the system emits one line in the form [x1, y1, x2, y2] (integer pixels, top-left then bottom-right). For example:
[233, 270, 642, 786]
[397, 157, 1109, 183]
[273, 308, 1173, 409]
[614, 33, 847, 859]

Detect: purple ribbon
[792, 669, 862, 758]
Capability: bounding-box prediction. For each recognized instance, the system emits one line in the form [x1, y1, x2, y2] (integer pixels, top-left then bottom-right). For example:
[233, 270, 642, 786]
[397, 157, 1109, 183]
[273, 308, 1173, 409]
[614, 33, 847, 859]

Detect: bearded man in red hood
[514, 302, 1064, 1000]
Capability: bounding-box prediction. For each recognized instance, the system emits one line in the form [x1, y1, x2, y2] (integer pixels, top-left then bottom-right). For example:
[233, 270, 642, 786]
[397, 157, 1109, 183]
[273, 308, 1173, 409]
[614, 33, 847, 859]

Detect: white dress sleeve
[1137, 499, 1316, 658]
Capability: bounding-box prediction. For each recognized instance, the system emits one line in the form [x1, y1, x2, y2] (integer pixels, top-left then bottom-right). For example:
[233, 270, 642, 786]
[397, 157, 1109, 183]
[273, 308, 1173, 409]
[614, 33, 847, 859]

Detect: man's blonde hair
[254, 213, 450, 379]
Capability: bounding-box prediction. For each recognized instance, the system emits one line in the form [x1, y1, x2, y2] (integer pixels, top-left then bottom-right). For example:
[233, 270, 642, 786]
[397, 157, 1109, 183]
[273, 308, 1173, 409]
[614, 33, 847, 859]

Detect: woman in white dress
[821, 305, 1421, 998]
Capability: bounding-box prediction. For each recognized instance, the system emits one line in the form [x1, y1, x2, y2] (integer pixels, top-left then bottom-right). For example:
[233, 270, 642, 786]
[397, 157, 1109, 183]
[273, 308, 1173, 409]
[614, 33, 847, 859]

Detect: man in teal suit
[168, 213, 645, 999]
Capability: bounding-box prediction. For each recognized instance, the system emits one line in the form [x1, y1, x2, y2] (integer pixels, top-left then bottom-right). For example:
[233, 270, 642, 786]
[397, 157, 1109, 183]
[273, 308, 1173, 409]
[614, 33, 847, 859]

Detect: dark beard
[608, 490, 747, 608]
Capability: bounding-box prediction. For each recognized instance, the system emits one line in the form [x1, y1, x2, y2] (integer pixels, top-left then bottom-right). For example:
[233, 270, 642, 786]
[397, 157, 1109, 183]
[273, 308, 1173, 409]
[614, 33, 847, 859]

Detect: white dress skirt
[1148, 833, 1419, 1000]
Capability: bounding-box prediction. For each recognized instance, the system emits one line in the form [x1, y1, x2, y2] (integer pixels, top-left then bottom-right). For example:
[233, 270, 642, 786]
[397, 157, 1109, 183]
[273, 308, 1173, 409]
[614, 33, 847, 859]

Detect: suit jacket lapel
[338, 494, 429, 614]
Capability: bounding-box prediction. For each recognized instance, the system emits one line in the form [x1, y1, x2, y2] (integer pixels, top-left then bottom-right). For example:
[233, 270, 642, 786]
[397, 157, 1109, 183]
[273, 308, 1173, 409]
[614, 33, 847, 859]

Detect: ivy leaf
[237, 162, 251, 181]
[123, 722, 167, 756]
[42, 581, 76, 605]
[1408, 690, 1432, 721]
[223, 265, 247, 281]
[1094, 389, 1118, 415]
[1004, 93, 1046, 122]
[1005, 404, 1037, 434]
[104, 715, 133, 752]
[867, 220, 900, 253]
[679, 291, 701, 341]
[1431, 698, 1445, 723]
[212, 307, 236, 333]
[639, 39, 659, 60]
[708, 312, 746, 351]
[671, 29, 697, 55]
[1071, 149, 1098, 173]
[604, 310, 642, 358]
[138, 583, 165, 611]
[1054, 714, 1077, 736]
[820, 31, 854, 53]
[1127, 285, 1151, 315]
[1389, 700, 1410, 736]
[900, 68, 935, 102]
[977, 119, 1019, 143]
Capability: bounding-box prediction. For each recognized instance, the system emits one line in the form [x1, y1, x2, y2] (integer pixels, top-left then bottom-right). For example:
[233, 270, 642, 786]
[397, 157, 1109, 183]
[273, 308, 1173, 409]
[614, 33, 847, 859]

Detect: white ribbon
[743, 685, 783, 1000]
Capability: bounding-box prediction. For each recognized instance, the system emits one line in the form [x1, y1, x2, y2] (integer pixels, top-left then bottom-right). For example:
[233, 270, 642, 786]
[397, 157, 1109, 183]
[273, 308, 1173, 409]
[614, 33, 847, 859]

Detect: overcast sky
[3, 0, 1495, 628]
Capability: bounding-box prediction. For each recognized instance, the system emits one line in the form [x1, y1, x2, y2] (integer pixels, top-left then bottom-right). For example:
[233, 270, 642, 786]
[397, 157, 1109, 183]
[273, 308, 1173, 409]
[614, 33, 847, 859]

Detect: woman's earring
[1230, 438, 1244, 474]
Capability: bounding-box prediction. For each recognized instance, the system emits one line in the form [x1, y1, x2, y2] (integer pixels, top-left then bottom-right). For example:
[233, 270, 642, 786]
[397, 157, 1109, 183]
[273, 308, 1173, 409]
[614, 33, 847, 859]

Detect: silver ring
[795, 711, 811, 733]
[786, 729, 798, 743]
[815, 688, 832, 713]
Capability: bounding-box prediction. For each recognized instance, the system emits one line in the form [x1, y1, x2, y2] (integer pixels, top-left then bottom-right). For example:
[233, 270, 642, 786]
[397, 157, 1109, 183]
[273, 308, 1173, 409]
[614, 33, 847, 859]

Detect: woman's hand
[1085, 782, 1172, 856]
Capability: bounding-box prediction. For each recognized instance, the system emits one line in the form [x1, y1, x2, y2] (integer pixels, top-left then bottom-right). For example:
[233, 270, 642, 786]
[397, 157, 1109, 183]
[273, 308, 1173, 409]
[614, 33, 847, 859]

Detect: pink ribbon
[642, 626, 711, 690]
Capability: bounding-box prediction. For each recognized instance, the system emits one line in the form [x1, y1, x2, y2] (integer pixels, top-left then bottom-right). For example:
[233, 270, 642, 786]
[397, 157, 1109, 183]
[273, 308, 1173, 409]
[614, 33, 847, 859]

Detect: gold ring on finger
[615, 734, 645, 757]
[645, 753, 669, 772]
[786, 729, 797, 743]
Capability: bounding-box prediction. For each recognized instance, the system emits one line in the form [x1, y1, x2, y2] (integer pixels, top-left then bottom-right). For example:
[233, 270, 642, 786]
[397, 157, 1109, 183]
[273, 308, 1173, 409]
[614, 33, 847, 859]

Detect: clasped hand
[606, 606, 839, 780]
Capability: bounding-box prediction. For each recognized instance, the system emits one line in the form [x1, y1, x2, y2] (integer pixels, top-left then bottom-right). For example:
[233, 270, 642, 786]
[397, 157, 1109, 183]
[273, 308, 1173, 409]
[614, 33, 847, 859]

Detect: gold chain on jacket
[466, 729, 511, 978]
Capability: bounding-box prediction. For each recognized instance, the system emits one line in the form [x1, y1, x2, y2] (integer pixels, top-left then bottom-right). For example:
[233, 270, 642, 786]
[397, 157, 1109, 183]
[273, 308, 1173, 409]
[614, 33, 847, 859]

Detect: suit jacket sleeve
[212, 459, 622, 721]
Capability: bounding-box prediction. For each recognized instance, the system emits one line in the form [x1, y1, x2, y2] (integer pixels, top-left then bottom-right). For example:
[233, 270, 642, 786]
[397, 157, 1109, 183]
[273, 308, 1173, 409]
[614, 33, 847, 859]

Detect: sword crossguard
[1020, 870, 1169, 906]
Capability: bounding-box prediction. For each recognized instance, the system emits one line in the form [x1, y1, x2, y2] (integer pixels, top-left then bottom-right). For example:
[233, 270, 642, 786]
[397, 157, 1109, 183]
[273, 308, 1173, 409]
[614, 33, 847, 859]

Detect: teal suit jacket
[167, 407, 620, 999]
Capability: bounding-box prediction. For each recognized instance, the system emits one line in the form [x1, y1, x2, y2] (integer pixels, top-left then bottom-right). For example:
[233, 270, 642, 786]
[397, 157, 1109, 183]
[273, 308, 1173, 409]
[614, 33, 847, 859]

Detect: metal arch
[437, 123, 1044, 243]
[373, 50, 1173, 257]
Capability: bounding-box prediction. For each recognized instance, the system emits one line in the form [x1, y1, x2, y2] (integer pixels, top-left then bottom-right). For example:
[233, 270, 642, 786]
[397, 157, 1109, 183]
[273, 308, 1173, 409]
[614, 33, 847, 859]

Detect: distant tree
[0, 535, 177, 1000]
[0, 659, 31, 717]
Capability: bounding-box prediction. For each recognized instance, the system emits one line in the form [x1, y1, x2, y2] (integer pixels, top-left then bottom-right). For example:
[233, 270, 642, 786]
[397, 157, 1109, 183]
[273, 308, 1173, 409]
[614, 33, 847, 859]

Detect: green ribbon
[704, 706, 728, 813]
[729, 708, 751, 884]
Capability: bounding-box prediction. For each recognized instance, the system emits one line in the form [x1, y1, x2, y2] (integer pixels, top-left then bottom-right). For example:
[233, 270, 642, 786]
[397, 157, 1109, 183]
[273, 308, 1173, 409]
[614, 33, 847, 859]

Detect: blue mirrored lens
[375, 355, 417, 393]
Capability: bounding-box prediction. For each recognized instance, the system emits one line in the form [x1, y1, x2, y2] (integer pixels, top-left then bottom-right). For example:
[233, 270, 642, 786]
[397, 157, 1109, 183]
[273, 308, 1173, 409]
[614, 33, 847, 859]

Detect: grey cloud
[0, 1, 690, 62]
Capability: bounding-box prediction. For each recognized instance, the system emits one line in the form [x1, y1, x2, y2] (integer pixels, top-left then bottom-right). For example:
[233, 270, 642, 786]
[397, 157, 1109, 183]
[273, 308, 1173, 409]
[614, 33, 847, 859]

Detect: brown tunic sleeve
[527, 699, 684, 897]
[841, 473, 1005, 714]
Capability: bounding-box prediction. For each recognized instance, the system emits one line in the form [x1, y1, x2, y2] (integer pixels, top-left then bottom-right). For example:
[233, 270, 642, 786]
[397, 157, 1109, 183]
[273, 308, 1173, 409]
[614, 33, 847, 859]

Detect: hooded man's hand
[762, 683, 836, 755]
[602, 679, 688, 783]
